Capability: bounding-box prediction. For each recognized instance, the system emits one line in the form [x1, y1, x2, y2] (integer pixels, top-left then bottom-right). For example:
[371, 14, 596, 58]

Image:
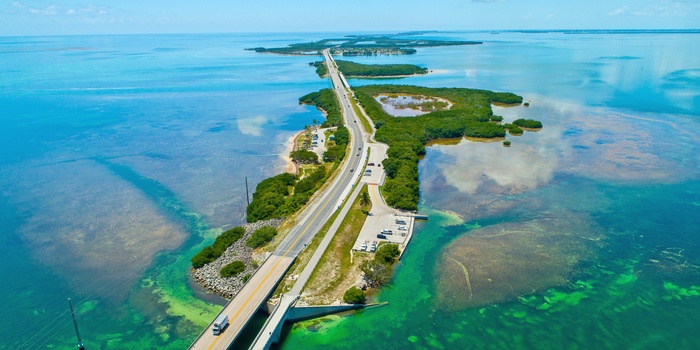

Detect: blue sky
[2, 0, 699, 36]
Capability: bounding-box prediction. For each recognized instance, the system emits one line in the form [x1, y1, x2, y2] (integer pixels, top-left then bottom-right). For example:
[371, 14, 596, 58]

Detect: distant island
[246, 34, 482, 56]
[311, 60, 428, 78]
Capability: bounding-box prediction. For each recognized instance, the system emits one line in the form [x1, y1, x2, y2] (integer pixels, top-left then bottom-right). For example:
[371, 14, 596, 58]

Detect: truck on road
[212, 314, 229, 335]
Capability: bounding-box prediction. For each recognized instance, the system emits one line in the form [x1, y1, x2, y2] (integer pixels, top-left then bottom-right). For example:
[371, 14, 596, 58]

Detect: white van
[212, 314, 229, 335]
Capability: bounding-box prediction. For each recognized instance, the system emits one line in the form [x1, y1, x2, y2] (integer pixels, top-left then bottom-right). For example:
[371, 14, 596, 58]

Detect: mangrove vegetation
[354, 84, 538, 210]
[513, 118, 543, 128]
[312, 60, 428, 78]
[299, 89, 342, 127]
[191, 226, 245, 268]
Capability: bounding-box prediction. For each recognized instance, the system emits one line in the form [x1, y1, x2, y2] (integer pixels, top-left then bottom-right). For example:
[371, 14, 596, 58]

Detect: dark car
[377, 234, 387, 239]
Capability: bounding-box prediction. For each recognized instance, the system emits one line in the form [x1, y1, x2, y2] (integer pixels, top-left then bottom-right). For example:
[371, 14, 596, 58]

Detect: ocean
[1, 31, 699, 349]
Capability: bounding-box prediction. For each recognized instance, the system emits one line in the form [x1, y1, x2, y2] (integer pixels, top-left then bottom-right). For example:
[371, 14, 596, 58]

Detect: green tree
[343, 286, 366, 304]
[360, 260, 393, 288]
[375, 244, 400, 264]
[360, 191, 371, 207]
[290, 149, 319, 164]
[220, 260, 246, 278]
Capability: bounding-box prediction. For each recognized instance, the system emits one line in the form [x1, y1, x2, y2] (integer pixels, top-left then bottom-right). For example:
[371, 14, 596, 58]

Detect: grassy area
[272, 207, 342, 297]
[302, 184, 373, 304]
[350, 92, 374, 134]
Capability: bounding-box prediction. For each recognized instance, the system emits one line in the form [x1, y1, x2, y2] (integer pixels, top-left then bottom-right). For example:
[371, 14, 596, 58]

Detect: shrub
[246, 226, 278, 248]
[242, 273, 252, 283]
[503, 140, 512, 146]
[343, 286, 366, 304]
[191, 226, 245, 268]
[191, 246, 217, 268]
[220, 260, 246, 278]
[491, 115, 503, 122]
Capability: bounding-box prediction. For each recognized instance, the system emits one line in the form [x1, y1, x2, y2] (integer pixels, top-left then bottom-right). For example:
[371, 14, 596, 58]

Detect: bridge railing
[187, 252, 274, 349]
[249, 294, 300, 350]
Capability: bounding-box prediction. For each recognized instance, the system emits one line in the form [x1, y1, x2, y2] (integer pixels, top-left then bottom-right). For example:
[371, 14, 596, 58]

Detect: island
[247, 34, 482, 56]
[311, 60, 428, 78]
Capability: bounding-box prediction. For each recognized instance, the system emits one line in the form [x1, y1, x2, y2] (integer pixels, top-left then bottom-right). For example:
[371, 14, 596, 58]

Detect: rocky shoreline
[191, 218, 284, 299]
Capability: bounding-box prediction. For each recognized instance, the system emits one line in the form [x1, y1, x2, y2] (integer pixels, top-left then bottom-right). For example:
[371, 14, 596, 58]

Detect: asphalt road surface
[189, 49, 366, 350]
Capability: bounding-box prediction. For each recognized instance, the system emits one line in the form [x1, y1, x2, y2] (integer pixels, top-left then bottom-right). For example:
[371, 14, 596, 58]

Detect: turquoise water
[1, 31, 699, 349]
[0, 33, 331, 349]
[280, 32, 700, 349]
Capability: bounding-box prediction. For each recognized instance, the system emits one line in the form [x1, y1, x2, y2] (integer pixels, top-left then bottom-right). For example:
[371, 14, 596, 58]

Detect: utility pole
[68, 298, 85, 350]
[245, 176, 250, 206]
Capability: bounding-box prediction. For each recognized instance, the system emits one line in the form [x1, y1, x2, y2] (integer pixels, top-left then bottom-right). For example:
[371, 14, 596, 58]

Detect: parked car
[381, 229, 393, 235]
[395, 219, 406, 225]
[398, 226, 406, 231]
[368, 163, 375, 166]
[376, 234, 387, 239]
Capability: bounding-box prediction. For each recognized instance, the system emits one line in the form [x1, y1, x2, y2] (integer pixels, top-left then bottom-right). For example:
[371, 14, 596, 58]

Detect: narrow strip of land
[189, 49, 367, 350]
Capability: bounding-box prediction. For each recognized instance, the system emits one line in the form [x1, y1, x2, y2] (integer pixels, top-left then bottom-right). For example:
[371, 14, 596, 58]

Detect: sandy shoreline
[282, 129, 304, 174]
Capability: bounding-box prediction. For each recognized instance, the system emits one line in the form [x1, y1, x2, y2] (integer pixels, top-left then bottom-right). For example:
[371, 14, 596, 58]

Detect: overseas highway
[189, 49, 366, 350]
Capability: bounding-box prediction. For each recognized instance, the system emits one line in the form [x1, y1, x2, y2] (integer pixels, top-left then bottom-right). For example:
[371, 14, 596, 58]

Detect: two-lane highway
[190, 49, 366, 350]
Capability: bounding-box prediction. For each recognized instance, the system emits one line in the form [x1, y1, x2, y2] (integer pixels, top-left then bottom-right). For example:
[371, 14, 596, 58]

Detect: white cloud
[607, 1, 700, 17]
[9, 2, 112, 18]
[607, 5, 629, 16]
[28, 5, 58, 16]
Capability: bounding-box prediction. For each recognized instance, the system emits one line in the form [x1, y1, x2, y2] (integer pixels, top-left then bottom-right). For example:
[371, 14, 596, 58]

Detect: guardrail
[248, 294, 300, 350]
[187, 252, 274, 349]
